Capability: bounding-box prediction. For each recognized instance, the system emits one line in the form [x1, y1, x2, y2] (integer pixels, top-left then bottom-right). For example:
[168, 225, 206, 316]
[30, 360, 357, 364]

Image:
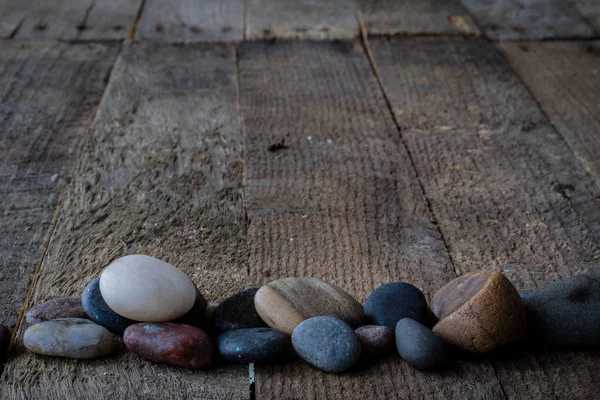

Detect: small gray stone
[364, 282, 428, 328]
[396, 318, 448, 370]
[292, 316, 361, 373]
[211, 288, 267, 332]
[24, 318, 116, 359]
[26, 296, 88, 325]
[522, 275, 600, 348]
[355, 325, 395, 356]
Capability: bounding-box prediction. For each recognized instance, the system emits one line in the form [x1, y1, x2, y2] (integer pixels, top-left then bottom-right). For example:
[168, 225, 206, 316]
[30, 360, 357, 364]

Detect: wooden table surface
[1, 1, 599, 399]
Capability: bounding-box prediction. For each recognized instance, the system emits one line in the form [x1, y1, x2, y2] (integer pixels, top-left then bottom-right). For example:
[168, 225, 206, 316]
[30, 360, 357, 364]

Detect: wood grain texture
[0, 0, 33, 38]
[79, 0, 143, 40]
[357, 0, 480, 36]
[136, 0, 243, 42]
[0, 41, 118, 332]
[239, 39, 506, 400]
[14, 0, 93, 39]
[371, 36, 600, 400]
[461, 0, 594, 40]
[569, 0, 600, 33]
[499, 41, 600, 188]
[246, 0, 358, 39]
[1, 42, 249, 399]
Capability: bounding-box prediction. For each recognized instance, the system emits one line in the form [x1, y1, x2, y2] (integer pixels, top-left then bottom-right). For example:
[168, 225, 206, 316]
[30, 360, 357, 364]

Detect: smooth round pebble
[100, 255, 196, 322]
[82, 277, 137, 335]
[217, 328, 292, 363]
[364, 282, 428, 328]
[522, 275, 600, 348]
[212, 288, 267, 332]
[396, 318, 448, 370]
[124, 323, 216, 369]
[255, 277, 364, 335]
[26, 296, 88, 325]
[24, 318, 115, 359]
[355, 325, 395, 356]
[292, 316, 361, 373]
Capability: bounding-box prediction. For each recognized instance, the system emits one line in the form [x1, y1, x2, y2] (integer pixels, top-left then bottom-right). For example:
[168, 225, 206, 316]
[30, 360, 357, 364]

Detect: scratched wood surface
[461, 0, 594, 40]
[79, 0, 143, 40]
[14, 0, 93, 40]
[499, 41, 600, 187]
[238, 39, 507, 400]
[1, 42, 249, 400]
[246, 0, 358, 39]
[370, 36, 600, 399]
[357, 0, 480, 36]
[136, 0, 243, 42]
[0, 40, 119, 332]
[570, 0, 600, 33]
[0, 0, 33, 38]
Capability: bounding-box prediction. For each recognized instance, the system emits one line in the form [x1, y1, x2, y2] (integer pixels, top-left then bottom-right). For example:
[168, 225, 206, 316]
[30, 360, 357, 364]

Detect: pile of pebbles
[5, 254, 598, 372]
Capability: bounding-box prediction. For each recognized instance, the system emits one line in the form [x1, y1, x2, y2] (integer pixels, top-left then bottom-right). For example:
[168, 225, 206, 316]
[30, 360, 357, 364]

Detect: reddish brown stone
[432, 270, 527, 353]
[124, 323, 216, 369]
[355, 325, 395, 356]
[26, 296, 88, 325]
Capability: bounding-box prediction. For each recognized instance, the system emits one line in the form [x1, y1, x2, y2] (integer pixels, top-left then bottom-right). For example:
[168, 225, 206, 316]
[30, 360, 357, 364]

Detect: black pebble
[522, 275, 600, 348]
[396, 318, 448, 370]
[211, 287, 267, 332]
[82, 277, 137, 335]
[364, 282, 428, 328]
[217, 328, 293, 363]
[172, 287, 207, 327]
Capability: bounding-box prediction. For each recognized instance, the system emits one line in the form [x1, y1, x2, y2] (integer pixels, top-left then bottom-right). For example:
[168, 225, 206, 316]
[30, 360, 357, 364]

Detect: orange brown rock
[432, 270, 526, 353]
[254, 277, 364, 335]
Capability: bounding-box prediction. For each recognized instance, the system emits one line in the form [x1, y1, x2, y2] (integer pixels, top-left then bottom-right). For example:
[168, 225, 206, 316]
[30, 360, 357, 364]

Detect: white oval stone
[99, 255, 196, 322]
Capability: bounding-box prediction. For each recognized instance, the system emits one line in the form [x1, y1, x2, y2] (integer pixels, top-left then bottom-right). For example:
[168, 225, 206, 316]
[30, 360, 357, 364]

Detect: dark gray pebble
[82, 277, 137, 335]
[172, 287, 208, 328]
[355, 325, 395, 356]
[217, 328, 292, 363]
[212, 287, 267, 332]
[1, 324, 10, 359]
[364, 282, 428, 328]
[292, 316, 361, 373]
[522, 275, 600, 348]
[396, 318, 448, 370]
[26, 296, 88, 325]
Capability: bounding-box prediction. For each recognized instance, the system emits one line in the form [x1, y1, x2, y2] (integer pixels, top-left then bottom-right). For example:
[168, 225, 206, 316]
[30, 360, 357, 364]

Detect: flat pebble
[522, 275, 600, 348]
[255, 277, 364, 335]
[124, 323, 216, 369]
[217, 328, 292, 363]
[396, 318, 448, 370]
[292, 316, 361, 373]
[1, 324, 10, 360]
[26, 296, 88, 325]
[212, 288, 267, 332]
[82, 277, 137, 335]
[24, 318, 115, 359]
[100, 255, 196, 322]
[355, 325, 395, 356]
[364, 282, 428, 328]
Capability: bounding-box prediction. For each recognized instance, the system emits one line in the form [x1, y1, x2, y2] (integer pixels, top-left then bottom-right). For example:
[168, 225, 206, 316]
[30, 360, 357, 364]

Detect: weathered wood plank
[1, 42, 249, 399]
[357, 0, 480, 36]
[246, 0, 358, 39]
[371, 36, 600, 400]
[14, 0, 93, 40]
[569, 0, 600, 33]
[79, 0, 143, 40]
[239, 39, 506, 400]
[0, 40, 118, 332]
[136, 0, 243, 42]
[499, 41, 600, 188]
[0, 0, 33, 38]
[461, 0, 593, 40]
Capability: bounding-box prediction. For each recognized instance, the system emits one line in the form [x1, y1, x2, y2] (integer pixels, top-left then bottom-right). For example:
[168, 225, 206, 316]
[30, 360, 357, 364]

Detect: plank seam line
[129, 0, 146, 41]
[77, 0, 97, 38]
[8, 41, 124, 350]
[235, 43, 254, 400]
[242, 0, 248, 40]
[496, 42, 600, 194]
[7, 13, 27, 39]
[355, 11, 461, 279]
